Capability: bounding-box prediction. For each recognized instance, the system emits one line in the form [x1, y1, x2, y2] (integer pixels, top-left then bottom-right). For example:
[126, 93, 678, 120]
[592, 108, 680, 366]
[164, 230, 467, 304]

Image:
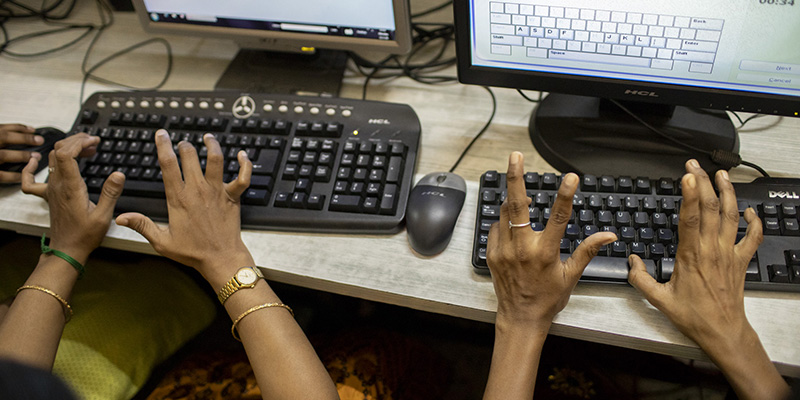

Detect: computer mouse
[0, 127, 66, 175]
[406, 172, 467, 256]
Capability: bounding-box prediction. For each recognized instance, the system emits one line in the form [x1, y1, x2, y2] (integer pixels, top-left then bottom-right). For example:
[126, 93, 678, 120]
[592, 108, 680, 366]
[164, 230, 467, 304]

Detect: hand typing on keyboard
[627, 160, 789, 400]
[483, 152, 616, 399]
[115, 130, 255, 276]
[21, 133, 126, 262]
[114, 130, 339, 399]
[482, 155, 790, 400]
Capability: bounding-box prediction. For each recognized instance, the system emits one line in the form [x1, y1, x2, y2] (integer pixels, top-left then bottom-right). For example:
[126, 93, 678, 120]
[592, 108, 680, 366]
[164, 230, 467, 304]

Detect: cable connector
[710, 149, 742, 170]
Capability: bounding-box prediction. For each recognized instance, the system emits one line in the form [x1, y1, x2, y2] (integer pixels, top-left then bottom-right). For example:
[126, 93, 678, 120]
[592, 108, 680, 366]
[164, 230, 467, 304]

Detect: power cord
[449, 87, 497, 173]
[729, 111, 765, 129]
[609, 98, 770, 177]
[516, 89, 543, 103]
[78, 0, 173, 106]
[0, 0, 173, 106]
[0, 0, 95, 57]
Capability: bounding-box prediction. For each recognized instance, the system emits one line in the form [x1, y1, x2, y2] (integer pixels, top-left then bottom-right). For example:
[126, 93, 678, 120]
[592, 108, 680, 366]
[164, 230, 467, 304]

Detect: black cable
[516, 89, 543, 102]
[449, 87, 497, 173]
[78, 0, 173, 105]
[610, 99, 770, 177]
[730, 111, 764, 128]
[0, 0, 95, 57]
[741, 160, 770, 178]
[80, 37, 173, 105]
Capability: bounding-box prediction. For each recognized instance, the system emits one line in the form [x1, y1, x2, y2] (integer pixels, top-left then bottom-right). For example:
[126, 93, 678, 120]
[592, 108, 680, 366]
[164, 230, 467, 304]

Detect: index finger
[52, 134, 100, 178]
[505, 152, 533, 241]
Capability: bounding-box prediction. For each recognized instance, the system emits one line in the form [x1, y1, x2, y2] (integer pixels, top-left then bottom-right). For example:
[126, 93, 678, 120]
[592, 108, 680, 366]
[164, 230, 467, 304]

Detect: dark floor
[136, 274, 741, 400]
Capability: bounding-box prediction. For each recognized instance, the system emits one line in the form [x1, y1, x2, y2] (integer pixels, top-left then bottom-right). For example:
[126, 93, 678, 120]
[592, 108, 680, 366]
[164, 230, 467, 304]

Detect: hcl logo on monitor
[624, 90, 659, 98]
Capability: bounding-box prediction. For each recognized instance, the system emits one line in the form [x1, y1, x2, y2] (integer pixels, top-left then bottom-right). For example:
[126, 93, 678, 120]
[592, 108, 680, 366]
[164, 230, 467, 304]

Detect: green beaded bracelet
[41, 234, 85, 279]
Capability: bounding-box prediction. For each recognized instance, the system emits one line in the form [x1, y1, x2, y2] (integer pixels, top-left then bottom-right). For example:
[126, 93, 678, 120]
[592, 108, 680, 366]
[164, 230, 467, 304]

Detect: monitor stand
[215, 49, 348, 97]
[529, 93, 739, 179]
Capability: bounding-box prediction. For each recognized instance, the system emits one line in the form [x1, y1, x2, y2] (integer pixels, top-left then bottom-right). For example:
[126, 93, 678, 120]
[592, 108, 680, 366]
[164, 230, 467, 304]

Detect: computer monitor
[454, 0, 800, 178]
[131, 0, 413, 96]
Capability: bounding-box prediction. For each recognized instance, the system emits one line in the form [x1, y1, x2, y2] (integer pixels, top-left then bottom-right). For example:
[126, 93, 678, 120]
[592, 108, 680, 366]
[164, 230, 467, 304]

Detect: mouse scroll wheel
[437, 174, 447, 183]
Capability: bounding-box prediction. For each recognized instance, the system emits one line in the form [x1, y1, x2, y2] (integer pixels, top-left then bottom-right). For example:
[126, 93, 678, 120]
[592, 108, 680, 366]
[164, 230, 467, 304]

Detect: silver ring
[508, 221, 531, 229]
[48, 167, 55, 174]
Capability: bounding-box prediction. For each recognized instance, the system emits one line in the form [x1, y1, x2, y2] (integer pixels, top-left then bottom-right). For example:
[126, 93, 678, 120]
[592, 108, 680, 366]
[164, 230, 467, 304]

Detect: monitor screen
[131, 0, 412, 95]
[454, 0, 800, 177]
[457, 0, 799, 114]
[136, 0, 410, 54]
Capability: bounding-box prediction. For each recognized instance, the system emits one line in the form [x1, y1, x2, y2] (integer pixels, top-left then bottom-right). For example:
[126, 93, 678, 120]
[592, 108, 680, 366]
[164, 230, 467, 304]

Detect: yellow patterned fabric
[0, 235, 216, 400]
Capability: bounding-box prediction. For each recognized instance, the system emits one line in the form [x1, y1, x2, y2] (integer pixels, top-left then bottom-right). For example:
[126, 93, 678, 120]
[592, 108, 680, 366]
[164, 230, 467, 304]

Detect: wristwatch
[217, 266, 265, 304]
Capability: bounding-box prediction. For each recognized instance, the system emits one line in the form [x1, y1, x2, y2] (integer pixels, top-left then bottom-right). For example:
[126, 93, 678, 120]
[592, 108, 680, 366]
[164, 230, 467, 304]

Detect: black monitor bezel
[453, 0, 799, 117]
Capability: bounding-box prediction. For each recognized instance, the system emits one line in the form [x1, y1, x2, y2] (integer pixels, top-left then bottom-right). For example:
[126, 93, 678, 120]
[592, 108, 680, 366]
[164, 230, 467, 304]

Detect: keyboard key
[243, 189, 270, 206]
[252, 149, 281, 175]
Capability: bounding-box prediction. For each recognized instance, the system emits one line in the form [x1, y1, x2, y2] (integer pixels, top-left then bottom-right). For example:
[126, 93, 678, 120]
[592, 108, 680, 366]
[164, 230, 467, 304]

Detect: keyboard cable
[449, 86, 497, 173]
[609, 98, 770, 178]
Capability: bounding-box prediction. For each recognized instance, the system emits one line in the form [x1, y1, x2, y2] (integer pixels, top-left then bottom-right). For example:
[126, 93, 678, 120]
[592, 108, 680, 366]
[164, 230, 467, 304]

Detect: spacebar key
[562, 255, 657, 282]
[121, 180, 166, 198]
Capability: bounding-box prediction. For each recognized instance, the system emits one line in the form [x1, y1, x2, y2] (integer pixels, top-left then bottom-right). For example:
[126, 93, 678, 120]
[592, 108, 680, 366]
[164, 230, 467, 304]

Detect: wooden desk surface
[1, 3, 799, 376]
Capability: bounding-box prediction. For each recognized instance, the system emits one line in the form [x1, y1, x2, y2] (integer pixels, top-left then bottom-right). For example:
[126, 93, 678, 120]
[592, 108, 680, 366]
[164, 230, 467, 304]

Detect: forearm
[0, 254, 80, 370]
[484, 317, 550, 400]
[206, 255, 338, 400]
[699, 324, 789, 400]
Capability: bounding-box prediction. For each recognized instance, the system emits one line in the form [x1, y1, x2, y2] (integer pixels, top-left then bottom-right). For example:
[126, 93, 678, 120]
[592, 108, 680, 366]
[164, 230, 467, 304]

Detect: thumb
[116, 212, 163, 248]
[95, 172, 125, 218]
[627, 254, 666, 308]
[567, 232, 616, 277]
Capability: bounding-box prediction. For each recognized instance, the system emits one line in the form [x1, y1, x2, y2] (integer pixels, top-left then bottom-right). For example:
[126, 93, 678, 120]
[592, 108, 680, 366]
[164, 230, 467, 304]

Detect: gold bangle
[16, 285, 73, 323]
[231, 303, 294, 342]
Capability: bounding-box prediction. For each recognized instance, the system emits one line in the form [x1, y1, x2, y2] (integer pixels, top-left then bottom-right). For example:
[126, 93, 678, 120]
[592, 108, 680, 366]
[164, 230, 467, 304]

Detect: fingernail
[116, 217, 127, 225]
[686, 174, 696, 189]
[720, 170, 729, 181]
[510, 152, 521, 165]
[26, 125, 35, 132]
[564, 173, 578, 188]
[156, 129, 168, 138]
[109, 173, 123, 184]
[34, 136, 44, 145]
[689, 159, 700, 168]
[31, 152, 41, 160]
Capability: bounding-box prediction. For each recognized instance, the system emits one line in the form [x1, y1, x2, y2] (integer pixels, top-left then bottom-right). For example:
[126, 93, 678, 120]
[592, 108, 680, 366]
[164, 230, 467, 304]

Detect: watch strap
[217, 267, 263, 304]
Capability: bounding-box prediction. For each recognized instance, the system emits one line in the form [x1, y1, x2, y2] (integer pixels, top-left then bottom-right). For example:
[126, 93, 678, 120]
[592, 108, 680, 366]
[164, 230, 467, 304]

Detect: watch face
[236, 268, 258, 285]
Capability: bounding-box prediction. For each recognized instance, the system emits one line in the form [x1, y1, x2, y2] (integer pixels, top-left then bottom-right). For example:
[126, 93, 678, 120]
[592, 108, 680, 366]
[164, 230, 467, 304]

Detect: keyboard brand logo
[624, 90, 659, 98]
[368, 119, 391, 125]
[233, 96, 256, 119]
[769, 190, 800, 199]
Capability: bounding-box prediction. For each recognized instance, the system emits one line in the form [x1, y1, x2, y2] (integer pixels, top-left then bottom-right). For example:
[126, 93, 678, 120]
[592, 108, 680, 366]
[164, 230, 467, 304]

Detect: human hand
[626, 161, 792, 400]
[115, 130, 254, 284]
[487, 152, 616, 329]
[0, 124, 44, 183]
[20, 133, 126, 263]
[628, 160, 763, 351]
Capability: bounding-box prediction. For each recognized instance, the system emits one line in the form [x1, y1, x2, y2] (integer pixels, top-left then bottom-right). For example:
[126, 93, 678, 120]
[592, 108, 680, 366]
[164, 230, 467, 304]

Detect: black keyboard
[71, 91, 420, 234]
[472, 171, 800, 292]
